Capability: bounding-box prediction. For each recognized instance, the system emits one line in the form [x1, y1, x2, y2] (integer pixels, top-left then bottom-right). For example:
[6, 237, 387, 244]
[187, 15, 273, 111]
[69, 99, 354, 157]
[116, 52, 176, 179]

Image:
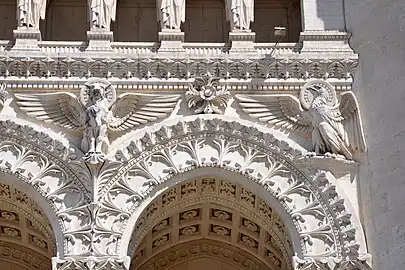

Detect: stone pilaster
[299, 30, 353, 53]
[299, 0, 353, 53]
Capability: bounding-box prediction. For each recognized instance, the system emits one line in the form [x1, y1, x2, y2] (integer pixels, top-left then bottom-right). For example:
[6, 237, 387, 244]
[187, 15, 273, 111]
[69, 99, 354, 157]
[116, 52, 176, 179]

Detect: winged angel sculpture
[236, 80, 366, 159]
[15, 79, 180, 164]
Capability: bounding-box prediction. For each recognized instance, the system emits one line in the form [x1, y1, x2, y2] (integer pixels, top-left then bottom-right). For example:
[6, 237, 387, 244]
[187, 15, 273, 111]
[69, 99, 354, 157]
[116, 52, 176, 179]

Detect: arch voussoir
[0, 117, 92, 259]
[99, 115, 371, 270]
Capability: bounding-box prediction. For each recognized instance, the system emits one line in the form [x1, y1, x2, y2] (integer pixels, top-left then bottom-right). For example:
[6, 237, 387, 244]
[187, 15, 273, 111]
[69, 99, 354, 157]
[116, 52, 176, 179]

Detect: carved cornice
[0, 55, 358, 82]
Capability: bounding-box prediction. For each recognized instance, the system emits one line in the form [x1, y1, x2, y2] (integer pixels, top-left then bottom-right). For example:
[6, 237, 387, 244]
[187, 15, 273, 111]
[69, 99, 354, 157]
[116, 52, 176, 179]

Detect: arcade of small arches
[0, 115, 371, 270]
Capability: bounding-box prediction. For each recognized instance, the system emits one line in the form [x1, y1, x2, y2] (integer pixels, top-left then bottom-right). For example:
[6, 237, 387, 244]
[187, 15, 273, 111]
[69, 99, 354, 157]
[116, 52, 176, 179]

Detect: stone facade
[0, 0, 396, 269]
[344, 1, 405, 270]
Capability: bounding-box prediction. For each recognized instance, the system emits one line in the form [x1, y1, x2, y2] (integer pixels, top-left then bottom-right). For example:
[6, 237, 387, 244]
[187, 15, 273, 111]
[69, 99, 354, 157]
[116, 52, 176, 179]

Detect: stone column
[299, 0, 352, 53]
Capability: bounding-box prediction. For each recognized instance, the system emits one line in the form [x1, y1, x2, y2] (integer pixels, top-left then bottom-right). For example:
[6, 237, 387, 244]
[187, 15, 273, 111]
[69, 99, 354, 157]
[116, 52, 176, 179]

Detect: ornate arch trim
[0, 116, 92, 257]
[100, 115, 370, 269]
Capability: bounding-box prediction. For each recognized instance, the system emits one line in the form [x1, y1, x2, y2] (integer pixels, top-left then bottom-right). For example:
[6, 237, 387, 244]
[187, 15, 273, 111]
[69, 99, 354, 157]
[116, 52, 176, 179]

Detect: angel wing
[108, 93, 180, 132]
[329, 91, 367, 153]
[235, 94, 313, 133]
[14, 92, 84, 131]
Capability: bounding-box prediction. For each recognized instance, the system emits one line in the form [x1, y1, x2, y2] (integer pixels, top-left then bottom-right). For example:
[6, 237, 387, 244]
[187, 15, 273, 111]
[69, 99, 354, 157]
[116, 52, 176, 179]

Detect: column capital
[52, 256, 131, 270]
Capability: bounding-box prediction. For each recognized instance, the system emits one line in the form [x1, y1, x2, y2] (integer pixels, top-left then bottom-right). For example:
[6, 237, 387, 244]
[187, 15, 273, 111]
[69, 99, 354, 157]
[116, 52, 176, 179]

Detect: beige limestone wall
[345, 0, 405, 269]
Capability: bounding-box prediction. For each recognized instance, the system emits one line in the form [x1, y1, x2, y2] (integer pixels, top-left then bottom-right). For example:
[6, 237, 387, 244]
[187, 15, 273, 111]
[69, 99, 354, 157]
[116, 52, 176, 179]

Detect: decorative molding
[0, 240, 51, 270]
[52, 256, 130, 270]
[186, 75, 231, 114]
[0, 118, 92, 257]
[0, 83, 10, 108]
[136, 239, 270, 270]
[130, 177, 292, 269]
[93, 115, 370, 269]
[0, 56, 358, 81]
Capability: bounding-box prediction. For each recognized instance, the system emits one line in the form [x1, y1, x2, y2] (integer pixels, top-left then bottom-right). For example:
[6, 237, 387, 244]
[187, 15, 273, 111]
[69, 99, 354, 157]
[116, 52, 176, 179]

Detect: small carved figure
[17, 0, 47, 28]
[88, 0, 117, 29]
[236, 80, 367, 159]
[225, 0, 254, 31]
[157, 0, 186, 30]
[15, 79, 180, 164]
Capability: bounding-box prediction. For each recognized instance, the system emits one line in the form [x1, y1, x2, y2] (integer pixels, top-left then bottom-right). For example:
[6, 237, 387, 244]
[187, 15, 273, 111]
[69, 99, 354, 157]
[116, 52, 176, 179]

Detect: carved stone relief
[0, 75, 369, 270]
[236, 80, 367, 159]
[14, 79, 180, 164]
[0, 184, 55, 257]
[131, 177, 292, 270]
[186, 75, 230, 114]
[93, 115, 371, 269]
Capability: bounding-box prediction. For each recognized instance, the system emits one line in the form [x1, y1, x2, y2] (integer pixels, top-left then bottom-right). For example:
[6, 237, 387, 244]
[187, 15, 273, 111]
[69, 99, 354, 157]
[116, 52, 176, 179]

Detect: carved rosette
[186, 75, 231, 114]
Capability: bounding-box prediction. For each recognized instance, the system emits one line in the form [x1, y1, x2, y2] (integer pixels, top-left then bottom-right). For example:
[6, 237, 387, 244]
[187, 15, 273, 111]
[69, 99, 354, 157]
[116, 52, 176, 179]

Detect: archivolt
[0, 117, 91, 257]
[101, 115, 369, 269]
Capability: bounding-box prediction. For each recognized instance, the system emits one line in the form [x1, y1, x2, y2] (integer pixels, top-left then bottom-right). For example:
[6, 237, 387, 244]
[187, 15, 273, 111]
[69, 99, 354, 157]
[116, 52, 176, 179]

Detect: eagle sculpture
[14, 79, 180, 164]
[235, 80, 366, 159]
